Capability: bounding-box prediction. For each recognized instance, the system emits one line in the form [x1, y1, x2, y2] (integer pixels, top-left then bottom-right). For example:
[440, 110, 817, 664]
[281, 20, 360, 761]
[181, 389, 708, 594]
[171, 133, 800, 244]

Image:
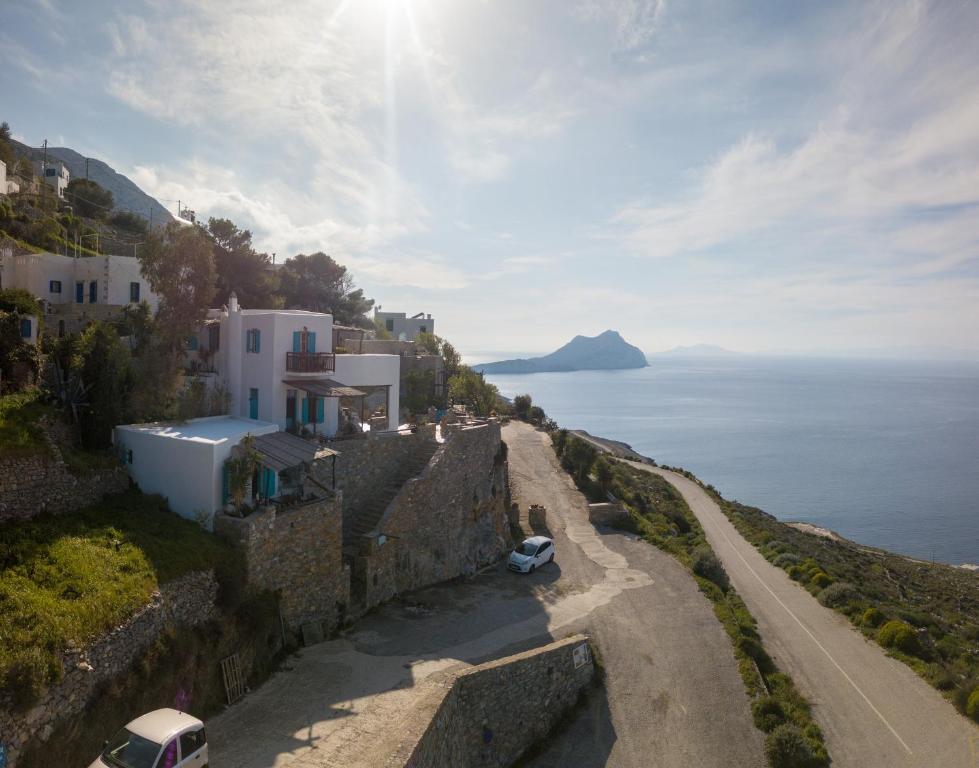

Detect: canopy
[282, 378, 367, 399]
[251, 430, 337, 472]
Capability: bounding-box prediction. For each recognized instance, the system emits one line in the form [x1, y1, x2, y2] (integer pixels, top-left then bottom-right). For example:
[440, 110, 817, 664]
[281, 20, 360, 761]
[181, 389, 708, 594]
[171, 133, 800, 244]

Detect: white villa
[189, 294, 401, 437]
[374, 308, 435, 341]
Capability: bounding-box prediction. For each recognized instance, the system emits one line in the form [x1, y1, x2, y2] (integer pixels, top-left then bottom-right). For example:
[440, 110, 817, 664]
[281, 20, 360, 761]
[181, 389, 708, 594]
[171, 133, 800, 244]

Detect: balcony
[286, 352, 336, 373]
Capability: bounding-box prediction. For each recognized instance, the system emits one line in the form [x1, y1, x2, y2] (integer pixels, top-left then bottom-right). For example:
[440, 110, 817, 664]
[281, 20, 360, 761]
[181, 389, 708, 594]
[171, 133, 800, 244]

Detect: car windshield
[515, 541, 539, 556]
[101, 728, 162, 768]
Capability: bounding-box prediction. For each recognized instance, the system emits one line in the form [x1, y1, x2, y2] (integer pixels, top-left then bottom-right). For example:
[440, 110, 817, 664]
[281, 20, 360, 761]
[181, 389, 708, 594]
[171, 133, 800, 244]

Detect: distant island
[475, 330, 648, 374]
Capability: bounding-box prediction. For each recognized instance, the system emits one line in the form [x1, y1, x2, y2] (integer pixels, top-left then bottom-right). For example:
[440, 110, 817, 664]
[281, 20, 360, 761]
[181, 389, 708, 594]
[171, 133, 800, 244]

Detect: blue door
[75, 282, 84, 303]
[249, 388, 258, 420]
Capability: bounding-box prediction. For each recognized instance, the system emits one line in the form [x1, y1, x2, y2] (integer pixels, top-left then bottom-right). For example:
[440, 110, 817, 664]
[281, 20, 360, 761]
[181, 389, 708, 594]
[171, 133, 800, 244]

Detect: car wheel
[529, 564, 536, 574]
[548, 553, 554, 563]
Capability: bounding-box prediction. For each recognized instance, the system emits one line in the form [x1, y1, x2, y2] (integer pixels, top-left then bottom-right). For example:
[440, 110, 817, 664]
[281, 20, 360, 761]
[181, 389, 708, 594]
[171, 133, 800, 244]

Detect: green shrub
[752, 696, 787, 732]
[817, 581, 858, 608]
[691, 546, 729, 590]
[810, 572, 832, 589]
[764, 724, 815, 768]
[967, 687, 979, 722]
[787, 565, 806, 581]
[878, 620, 920, 655]
[861, 607, 884, 627]
[773, 553, 800, 569]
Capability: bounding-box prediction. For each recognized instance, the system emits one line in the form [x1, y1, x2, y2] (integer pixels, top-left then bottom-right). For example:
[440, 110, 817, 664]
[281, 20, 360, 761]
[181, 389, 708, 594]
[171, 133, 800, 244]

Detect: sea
[481, 356, 979, 566]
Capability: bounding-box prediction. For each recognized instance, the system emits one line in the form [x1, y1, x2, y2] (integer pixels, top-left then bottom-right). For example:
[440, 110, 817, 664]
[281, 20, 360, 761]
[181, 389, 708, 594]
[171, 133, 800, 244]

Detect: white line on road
[681, 476, 914, 756]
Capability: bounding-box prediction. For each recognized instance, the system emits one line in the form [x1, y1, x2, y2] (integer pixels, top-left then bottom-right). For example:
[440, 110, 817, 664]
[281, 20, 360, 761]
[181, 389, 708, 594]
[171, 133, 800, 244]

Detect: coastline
[571, 429, 979, 572]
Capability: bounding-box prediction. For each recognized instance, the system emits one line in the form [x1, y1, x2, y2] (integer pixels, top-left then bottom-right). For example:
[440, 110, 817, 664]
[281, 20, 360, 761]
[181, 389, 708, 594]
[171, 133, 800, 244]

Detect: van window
[156, 739, 178, 768]
[180, 728, 205, 757]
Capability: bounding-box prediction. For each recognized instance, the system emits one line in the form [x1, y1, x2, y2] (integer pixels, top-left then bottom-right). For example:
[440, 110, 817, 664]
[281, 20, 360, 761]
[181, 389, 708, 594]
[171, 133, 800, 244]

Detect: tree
[403, 369, 437, 414]
[109, 211, 149, 236]
[66, 178, 114, 219]
[0, 121, 14, 167]
[416, 332, 462, 379]
[448, 367, 500, 416]
[513, 394, 532, 421]
[206, 217, 272, 308]
[594, 456, 613, 492]
[138, 222, 216, 350]
[563, 436, 597, 484]
[75, 322, 132, 450]
[277, 252, 374, 326]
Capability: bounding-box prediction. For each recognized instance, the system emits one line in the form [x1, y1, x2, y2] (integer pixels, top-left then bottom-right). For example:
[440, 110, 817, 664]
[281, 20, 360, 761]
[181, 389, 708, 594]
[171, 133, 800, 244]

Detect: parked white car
[89, 708, 208, 768]
[508, 535, 555, 573]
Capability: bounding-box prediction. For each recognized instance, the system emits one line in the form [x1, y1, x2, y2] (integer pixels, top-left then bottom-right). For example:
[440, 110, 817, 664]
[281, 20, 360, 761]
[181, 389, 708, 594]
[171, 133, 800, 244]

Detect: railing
[285, 351, 336, 372]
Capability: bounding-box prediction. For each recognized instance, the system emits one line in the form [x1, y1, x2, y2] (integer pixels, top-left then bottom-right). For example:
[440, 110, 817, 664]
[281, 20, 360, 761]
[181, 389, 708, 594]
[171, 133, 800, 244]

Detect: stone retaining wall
[214, 495, 349, 635]
[386, 634, 596, 767]
[588, 501, 632, 528]
[0, 570, 218, 768]
[0, 418, 128, 522]
[351, 421, 511, 610]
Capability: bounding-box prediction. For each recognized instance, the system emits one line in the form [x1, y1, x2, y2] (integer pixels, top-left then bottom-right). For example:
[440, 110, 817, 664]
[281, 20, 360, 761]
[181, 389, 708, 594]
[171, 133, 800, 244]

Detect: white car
[90, 708, 208, 768]
[508, 535, 555, 573]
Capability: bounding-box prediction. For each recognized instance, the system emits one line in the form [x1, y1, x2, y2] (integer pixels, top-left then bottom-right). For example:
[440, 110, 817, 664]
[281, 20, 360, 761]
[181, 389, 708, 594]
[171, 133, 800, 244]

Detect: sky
[2, 0, 978, 358]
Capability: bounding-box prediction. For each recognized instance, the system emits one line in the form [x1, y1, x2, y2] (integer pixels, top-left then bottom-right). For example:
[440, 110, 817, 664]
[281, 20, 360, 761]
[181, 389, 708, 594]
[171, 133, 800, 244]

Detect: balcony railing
[286, 352, 336, 373]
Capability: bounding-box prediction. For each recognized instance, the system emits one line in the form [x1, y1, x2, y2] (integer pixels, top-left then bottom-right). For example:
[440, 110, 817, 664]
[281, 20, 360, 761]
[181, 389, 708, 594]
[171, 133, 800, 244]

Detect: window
[156, 738, 178, 768]
[420, 325, 427, 334]
[208, 323, 220, 350]
[385, 318, 394, 332]
[45, 167, 57, 177]
[246, 328, 261, 353]
[19, 317, 32, 338]
[180, 728, 206, 758]
[88, 280, 98, 304]
[130, 282, 140, 302]
[49, 280, 62, 294]
[185, 335, 199, 351]
[75, 282, 84, 303]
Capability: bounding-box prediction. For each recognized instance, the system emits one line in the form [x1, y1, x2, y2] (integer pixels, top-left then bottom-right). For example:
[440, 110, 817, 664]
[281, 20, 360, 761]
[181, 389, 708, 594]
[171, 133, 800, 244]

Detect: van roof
[126, 709, 202, 743]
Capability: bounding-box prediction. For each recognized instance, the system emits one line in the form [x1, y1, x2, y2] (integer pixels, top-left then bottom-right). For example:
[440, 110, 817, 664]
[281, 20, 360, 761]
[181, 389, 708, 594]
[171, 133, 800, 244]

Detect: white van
[89, 708, 207, 768]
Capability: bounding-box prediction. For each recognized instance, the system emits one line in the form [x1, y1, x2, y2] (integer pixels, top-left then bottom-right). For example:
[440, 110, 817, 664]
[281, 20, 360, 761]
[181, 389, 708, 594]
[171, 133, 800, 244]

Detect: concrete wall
[588, 501, 632, 528]
[351, 421, 511, 610]
[0, 571, 218, 768]
[214, 495, 350, 634]
[385, 635, 595, 768]
[0, 418, 128, 522]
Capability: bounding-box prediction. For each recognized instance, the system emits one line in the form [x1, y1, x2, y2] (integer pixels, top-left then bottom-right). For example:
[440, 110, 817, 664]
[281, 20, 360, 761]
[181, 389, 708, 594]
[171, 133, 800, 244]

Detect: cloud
[576, 0, 667, 50]
[607, 0, 979, 285]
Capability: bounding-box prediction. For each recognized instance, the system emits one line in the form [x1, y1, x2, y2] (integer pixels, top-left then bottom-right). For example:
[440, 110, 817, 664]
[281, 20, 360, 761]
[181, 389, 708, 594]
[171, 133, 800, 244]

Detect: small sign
[572, 643, 591, 669]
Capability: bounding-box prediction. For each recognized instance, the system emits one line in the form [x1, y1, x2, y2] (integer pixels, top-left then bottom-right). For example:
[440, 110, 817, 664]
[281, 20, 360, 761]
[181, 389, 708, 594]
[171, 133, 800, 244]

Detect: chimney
[229, 292, 239, 313]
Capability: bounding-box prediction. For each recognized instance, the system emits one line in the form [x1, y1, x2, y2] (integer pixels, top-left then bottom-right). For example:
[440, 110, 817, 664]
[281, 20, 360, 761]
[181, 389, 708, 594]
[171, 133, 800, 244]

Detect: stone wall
[214, 495, 349, 635]
[350, 421, 511, 610]
[0, 571, 218, 768]
[0, 418, 129, 522]
[588, 501, 632, 528]
[385, 634, 595, 768]
[317, 426, 438, 528]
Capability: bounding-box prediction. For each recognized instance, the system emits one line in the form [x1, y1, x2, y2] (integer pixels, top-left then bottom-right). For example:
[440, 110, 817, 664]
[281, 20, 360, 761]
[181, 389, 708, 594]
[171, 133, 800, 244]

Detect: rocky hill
[10, 140, 173, 226]
[475, 330, 648, 374]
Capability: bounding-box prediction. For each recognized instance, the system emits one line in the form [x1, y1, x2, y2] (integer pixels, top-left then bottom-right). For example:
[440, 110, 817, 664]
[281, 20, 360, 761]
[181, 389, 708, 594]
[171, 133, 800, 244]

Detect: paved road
[207, 421, 765, 767]
[617, 459, 979, 768]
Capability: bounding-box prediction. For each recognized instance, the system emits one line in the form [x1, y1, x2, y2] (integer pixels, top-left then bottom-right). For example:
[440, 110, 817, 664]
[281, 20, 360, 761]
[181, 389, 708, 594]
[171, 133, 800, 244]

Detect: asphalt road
[618, 459, 979, 768]
[207, 421, 765, 767]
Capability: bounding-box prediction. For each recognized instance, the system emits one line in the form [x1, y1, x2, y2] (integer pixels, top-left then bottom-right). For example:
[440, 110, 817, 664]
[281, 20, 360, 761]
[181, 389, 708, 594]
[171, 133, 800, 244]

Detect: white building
[34, 159, 69, 198]
[0, 250, 159, 334]
[374, 308, 434, 341]
[114, 416, 279, 525]
[195, 295, 400, 436]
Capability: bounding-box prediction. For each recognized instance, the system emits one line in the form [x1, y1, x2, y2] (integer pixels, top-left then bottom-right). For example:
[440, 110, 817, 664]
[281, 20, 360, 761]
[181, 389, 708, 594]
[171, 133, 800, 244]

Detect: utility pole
[177, 200, 181, 219]
[85, 157, 90, 180]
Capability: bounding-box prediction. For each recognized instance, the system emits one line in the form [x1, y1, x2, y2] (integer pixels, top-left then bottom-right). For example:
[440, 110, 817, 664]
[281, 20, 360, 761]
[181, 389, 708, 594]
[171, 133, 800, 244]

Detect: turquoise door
[249, 388, 258, 419]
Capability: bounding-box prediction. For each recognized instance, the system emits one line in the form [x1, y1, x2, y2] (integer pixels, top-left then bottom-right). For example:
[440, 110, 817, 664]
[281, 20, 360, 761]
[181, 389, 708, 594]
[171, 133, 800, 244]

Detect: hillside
[10, 140, 173, 226]
[475, 330, 647, 374]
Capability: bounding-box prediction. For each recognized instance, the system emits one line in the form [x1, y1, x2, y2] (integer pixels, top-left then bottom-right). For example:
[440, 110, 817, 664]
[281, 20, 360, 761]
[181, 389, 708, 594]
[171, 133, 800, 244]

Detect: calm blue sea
[484, 357, 979, 565]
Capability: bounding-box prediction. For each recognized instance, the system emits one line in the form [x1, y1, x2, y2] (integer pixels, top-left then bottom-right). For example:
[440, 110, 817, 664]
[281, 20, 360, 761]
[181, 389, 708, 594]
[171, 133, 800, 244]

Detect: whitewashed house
[373, 308, 434, 341]
[189, 294, 400, 436]
[34, 159, 70, 198]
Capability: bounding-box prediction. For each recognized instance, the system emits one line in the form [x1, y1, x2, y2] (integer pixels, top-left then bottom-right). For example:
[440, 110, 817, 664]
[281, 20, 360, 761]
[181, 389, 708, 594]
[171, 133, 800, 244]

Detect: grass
[0, 490, 239, 708]
[713, 494, 979, 723]
[552, 434, 832, 767]
[0, 389, 54, 459]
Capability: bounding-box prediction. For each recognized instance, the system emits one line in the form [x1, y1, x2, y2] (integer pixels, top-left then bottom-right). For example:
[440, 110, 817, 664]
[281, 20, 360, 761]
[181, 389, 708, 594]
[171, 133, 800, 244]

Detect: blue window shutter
[308, 332, 316, 353]
[255, 330, 260, 353]
[301, 397, 309, 423]
[316, 397, 325, 423]
[222, 464, 230, 504]
[76, 282, 84, 303]
[293, 331, 301, 353]
[19, 318, 31, 338]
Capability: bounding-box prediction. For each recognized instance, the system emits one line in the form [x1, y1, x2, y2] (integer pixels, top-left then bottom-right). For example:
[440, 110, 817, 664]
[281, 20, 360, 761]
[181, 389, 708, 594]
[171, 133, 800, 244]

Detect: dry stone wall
[352, 421, 511, 610]
[0, 571, 217, 768]
[386, 634, 596, 768]
[0, 418, 128, 522]
[214, 495, 349, 635]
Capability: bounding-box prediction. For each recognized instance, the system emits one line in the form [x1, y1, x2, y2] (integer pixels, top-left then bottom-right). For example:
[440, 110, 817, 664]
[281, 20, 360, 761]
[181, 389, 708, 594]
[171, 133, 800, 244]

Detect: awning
[251, 430, 338, 472]
[283, 378, 367, 398]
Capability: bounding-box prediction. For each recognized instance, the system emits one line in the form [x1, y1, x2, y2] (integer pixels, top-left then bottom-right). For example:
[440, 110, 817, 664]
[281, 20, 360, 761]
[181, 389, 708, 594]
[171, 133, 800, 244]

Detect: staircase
[342, 443, 438, 547]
